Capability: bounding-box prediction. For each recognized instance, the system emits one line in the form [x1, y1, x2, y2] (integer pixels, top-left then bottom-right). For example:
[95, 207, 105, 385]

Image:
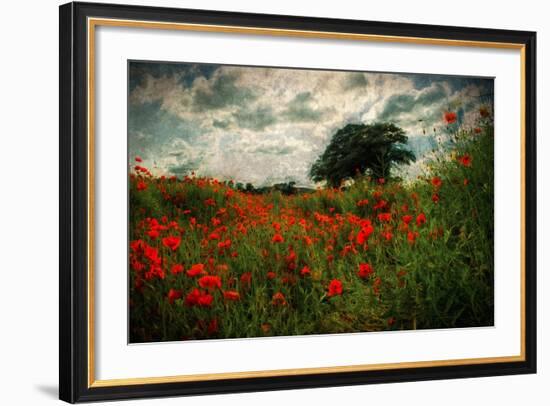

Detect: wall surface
[0, 0, 546, 404]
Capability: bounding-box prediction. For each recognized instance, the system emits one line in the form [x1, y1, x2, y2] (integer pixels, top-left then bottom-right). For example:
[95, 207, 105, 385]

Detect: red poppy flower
[272, 234, 284, 243]
[207, 318, 218, 334]
[272, 292, 287, 306]
[356, 224, 374, 245]
[377, 212, 392, 222]
[416, 213, 427, 227]
[402, 214, 413, 225]
[198, 275, 222, 290]
[327, 279, 343, 297]
[381, 231, 393, 241]
[171, 264, 184, 275]
[204, 198, 216, 207]
[147, 229, 160, 239]
[223, 290, 240, 301]
[431, 176, 442, 188]
[432, 193, 440, 203]
[137, 181, 147, 191]
[240, 272, 252, 287]
[474, 127, 482, 134]
[135, 156, 143, 162]
[167, 288, 182, 304]
[373, 199, 388, 210]
[358, 263, 374, 279]
[356, 199, 369, 207]
[464, 178, 469, 186]
[407, 231, 419, 243]
[217, 239, 231, 249]
[208, 232, 221, 241]
[186, 263, 206, 277]
[144, 245, 160, 264]
[185, 288, 213, 307]
[444, 111, 457, 124]
[162, 235, 181, 251]
[300, 266, 311, 277]
[266, 271, 276, 280]
[197, 293, 213, 307]
[458, 154, 472, 167]
[130, 239, 145, 253]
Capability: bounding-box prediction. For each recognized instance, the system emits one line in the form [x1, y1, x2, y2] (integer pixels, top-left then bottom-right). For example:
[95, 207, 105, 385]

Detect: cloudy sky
[128, 61, 493, 187]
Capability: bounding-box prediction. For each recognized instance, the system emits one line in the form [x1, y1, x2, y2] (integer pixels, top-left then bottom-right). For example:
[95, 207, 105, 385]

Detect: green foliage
[310, 122, 416, 187]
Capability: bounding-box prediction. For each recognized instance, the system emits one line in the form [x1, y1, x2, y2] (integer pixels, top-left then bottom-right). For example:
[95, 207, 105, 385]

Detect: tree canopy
[309, 122, 415, 187]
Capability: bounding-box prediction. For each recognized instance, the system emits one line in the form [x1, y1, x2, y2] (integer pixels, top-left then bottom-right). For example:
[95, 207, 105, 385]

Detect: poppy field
[128, 111, 494, 343]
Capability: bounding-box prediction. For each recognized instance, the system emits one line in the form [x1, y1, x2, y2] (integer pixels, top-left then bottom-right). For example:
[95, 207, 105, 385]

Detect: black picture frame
[59, 1, 537, 403]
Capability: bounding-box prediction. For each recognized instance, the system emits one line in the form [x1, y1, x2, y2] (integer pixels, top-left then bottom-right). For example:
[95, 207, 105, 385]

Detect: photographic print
[128, 61, 494, 343]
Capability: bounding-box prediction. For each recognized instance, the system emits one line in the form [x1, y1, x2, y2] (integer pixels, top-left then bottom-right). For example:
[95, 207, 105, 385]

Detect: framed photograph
[59, 1, 536, 403]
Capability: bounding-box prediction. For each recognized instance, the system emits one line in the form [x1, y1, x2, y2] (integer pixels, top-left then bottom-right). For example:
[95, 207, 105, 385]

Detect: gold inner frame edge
[87, 17, 527, 388]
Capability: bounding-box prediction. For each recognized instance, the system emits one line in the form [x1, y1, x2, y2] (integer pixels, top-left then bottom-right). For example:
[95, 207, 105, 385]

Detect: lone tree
[310, 122, 415, 187]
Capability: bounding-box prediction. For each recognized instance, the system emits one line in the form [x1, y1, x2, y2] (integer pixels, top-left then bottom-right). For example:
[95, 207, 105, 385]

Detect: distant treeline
[233, 181, 314, 196]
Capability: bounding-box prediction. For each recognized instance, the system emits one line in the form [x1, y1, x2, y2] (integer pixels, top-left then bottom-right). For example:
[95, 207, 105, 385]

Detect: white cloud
[129, 64, 492, 187]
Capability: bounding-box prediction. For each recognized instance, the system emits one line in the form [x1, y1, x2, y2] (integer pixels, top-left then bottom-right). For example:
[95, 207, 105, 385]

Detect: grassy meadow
[128, 112, 494, 343]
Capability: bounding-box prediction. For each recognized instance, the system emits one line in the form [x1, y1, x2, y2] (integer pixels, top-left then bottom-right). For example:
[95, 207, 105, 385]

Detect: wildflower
[356, 223, 374, 245]
[171, 264, 184, 275]
[407, 231, 419, 244]
[300, 266, 311, 277]
[416, 213, 427, 227]
[198, 275, 222, 290]
[240, 272, 252, 287]
[185, 288, 213, 307]
[204, 198, 216, 207]
[208, 232, 221, 240]
[373, 199, 388, 210]
[266, 271, 276, 280]
[458, 154, 472, 167]
[137, 181, 147, 191]
[162, 235, 181, 251]
[207, 318, 218, 334]
[186, 263, 206, 277]
[147, 229, 160, 239]
[327, 279, 343, 297]
[432, 193, 440, 203]
[217, 239, 232, 249]
[358, 263, 374, 279]
[135, 156, 143, 162]
[167, 288, 183, 304]
[377, 212, 392, 222]
[431, 176, 442, 188]
[223, 290, 240, 301]
[272, 233, 284, 243]
[402, 214, 413, 225]
[444, 111, 457, 124]
[144, 245, 160, 264]
[272, 292, 287, 306]
[474, 127, 482, 134]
